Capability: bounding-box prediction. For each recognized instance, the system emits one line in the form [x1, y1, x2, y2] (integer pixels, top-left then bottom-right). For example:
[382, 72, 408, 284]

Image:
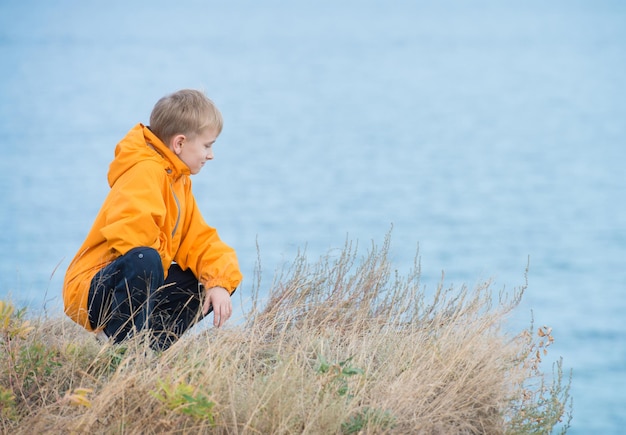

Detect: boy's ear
[170, 134, 186, 155]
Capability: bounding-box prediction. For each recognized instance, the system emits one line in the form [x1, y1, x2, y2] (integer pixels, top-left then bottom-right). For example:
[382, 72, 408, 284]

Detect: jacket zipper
[171, 183, 181, 237]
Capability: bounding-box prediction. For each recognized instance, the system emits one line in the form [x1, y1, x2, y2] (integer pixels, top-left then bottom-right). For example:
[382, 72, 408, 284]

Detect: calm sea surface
[1, 1, 624, 432]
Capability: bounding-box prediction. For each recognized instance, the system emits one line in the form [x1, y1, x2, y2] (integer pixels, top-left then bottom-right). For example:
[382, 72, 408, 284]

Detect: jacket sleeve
[174, 192, 242, 293]
[100, 162, 168, 256]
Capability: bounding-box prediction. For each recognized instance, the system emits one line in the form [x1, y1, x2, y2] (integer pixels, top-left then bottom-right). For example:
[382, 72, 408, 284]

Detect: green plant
[316, 355, 364, 397]
[0, 302, 49, 428]
[0, 385, 17, 420]
[1, 301, 61, 412]
[507, 325, 572, 434]
[0, 301, 34, 342]
[14, 341, 63, 391]
[151, 379, 216, 423]
[342, 406, 396, 434]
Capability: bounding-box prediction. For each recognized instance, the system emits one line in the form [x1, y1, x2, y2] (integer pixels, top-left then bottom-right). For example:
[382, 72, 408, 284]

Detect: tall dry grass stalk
[1, 234, 571, 434]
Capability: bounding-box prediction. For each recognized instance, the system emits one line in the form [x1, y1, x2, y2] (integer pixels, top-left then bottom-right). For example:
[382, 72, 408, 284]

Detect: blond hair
[149, 89, 223, 144]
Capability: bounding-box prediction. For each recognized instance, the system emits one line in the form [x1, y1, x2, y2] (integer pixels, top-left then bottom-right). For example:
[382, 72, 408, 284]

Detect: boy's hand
[203, 286, 232, 328]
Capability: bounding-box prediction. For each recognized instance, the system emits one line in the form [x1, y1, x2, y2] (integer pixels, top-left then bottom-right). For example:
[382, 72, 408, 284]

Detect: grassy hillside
[0, 237, 571, 434]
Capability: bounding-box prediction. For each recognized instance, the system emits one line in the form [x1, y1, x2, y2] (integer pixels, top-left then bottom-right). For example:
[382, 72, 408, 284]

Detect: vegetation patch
[0, 235, 571, 433]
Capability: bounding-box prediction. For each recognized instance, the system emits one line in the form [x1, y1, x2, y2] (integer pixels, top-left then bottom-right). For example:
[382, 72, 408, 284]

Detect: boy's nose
[206, 150, 214, 160]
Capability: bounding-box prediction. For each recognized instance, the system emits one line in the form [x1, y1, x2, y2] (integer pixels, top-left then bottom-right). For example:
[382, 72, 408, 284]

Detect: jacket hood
[108, 123, 190, 187]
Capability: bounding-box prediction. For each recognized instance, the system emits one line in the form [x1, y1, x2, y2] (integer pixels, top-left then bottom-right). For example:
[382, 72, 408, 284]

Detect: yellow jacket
[63, 124, 242, 331]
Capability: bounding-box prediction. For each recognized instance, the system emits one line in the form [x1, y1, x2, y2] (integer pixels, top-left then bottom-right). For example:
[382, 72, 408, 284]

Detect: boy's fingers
[214, 303, 231, 327]
[202, 297, 212, 316]
[214, 307, 222, 327]
[204, 287, 232, 327]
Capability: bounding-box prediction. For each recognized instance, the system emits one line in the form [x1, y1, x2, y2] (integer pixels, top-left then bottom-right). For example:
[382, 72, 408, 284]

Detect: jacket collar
[142, 124, 191, 178]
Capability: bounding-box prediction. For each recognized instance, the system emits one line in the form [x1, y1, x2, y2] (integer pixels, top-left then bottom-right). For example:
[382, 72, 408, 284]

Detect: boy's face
[170, 128, 219, 175]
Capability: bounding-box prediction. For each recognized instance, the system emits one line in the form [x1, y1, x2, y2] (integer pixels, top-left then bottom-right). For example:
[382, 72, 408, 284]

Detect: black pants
[87, 247, 207, 351]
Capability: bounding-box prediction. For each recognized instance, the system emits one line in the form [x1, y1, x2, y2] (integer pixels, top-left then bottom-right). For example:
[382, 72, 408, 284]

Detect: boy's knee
[124, 247, 164, 276]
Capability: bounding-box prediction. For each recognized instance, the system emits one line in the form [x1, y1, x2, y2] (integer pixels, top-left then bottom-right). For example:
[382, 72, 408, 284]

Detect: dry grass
[1, 235, 571, 434]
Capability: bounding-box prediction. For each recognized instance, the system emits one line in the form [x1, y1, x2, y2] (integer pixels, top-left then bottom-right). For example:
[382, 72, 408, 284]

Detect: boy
[63, 89, 242, 351]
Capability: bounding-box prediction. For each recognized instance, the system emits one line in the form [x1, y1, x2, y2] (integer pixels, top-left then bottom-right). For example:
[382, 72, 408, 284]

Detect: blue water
[1, 1, 624, 432]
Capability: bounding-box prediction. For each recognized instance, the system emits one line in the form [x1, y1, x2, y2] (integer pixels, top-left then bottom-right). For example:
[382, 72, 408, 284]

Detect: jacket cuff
[203, 278, 236, 294]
